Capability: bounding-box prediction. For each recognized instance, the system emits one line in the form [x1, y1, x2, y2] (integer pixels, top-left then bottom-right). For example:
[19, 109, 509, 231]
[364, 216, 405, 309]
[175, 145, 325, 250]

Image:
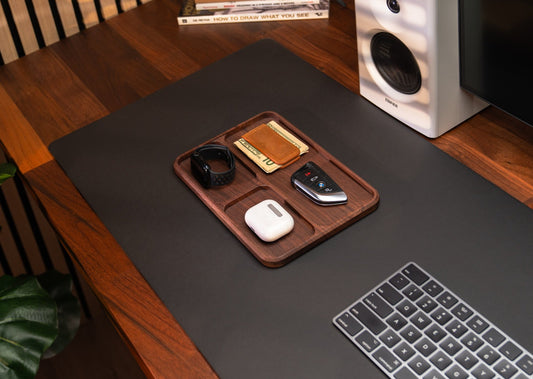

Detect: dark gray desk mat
[50, 39, 533, 378]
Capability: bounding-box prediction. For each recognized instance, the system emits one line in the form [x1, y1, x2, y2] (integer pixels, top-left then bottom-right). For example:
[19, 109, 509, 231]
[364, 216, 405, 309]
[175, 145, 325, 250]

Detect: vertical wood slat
[0, 0, 151, 65]
[0, 0, 26, 61]
[31, 0, 60, 45]
[53, 0, 81, 37]
[4, 0, 40, 58]
[0, 149, 91, 319]
[0, 187, 34, 274]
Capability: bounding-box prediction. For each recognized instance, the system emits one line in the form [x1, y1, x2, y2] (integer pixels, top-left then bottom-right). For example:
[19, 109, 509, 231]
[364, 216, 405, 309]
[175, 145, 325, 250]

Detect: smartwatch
[190, 144, 235, 188]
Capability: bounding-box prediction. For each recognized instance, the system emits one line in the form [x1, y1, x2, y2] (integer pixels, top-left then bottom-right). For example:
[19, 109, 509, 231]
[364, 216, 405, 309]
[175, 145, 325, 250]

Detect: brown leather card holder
[242, 123, 300, 166]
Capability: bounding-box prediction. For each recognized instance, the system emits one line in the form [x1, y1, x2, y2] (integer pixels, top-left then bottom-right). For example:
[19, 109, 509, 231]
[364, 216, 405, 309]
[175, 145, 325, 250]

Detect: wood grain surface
[174, 111, 379, 267]
[0, 0, 532, 377]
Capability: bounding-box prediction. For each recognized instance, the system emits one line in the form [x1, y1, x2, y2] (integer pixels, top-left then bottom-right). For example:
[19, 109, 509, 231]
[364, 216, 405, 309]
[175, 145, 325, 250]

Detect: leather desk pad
[49, 39, 533, 379]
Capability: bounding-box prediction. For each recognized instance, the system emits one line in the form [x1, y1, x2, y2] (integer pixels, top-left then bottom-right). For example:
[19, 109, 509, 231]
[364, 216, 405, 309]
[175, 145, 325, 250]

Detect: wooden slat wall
[0, 0, 152, 65]
[0, 149, 93, 319]
[1, 149, 146, 378]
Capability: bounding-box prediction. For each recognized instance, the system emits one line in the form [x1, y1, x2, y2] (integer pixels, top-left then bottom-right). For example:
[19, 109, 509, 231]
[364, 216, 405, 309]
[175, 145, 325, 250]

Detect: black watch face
[191, 155, 211, 188]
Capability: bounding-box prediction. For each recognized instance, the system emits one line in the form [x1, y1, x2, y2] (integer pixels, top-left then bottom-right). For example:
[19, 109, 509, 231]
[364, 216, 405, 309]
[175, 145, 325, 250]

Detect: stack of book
[177, 0, 329, 25]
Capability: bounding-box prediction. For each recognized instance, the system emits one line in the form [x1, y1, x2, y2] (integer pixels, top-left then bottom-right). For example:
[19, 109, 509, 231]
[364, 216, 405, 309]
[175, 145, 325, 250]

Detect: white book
[195, 0, 319, 11]
[178, 0, 329, 25]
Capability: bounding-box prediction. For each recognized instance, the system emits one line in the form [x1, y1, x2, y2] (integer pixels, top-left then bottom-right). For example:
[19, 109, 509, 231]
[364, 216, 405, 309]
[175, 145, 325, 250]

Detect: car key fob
[291, 161, 347, 206]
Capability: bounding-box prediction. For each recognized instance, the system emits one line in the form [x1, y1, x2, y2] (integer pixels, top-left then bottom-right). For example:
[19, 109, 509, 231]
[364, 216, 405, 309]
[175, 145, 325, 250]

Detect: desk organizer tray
[173, 111, 379, 267]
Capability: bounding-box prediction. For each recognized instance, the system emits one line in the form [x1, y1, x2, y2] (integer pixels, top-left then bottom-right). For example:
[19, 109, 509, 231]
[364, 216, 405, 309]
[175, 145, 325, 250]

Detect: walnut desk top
[0, 0, 532, 377]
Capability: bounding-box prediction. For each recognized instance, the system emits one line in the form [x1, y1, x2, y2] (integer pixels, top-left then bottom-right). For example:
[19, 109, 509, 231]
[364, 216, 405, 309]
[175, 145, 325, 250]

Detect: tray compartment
[174, 111, 379, 267]
[224, 187, 316, 266]
[175, 148, 258, 207]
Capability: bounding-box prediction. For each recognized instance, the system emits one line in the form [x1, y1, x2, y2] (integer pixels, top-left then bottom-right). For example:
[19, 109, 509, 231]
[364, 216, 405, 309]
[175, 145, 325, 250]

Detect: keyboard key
[423, 368, 445, 379]
[493, 358, 518, 378]
[389, 273, 410, 290]
[335, 312, 363, 336]
[372, 346, 402, 372]
[476, 345, 500, 365]
[445, 364, 468, 379]
[394, 341, 416, 361]
[411, 311, 432, 330]
[409, 355, 431, 375]
[499, 340, 522, 360]
[397, 299, 417, 317]
[431, 307, 452, 325]
[378, 282, 404, 305]
[387, 312, 408, 331]
[445, 320, 467, 338]
[417, 295, 438, 313]
[430, 350, 453, 370]
[401, 325, 422, 344]
[333, 262, 533, 379]
[436, 291, 458, 309]
[455, 349, 479, 370]
[380, 329, 401, 348]
[364, 292, 394, 318]
[425, 324, 447, 343]
[439, 336, 462, 356]
[394, 367, 418, 379]
[451, 303, 473, 321]
[471, 363, 496, 379]
[467, 315, 489, 334]
[516, 354, 533, 375]
[482, 327, 505, 347]
[461, 332, 484, 351]
[422, 280, 443, 297]
[350, 303, 387, 335]
[403, 284, 424, 301]
[355, 330, 380, 352]
[415, 337, 437, 357]
[402, 263, 430, 285]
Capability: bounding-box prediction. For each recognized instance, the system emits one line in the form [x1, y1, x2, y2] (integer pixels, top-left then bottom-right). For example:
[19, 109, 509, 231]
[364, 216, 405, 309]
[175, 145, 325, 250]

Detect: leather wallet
[242, 123, 300, 166]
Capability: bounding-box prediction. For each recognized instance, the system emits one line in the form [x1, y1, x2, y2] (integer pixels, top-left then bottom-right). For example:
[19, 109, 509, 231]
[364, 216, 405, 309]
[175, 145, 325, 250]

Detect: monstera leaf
[0, 272, 80, 379]
[0, 275, 57, 379]
[37, 271, 80, 359]
[0, 162, 16, 185]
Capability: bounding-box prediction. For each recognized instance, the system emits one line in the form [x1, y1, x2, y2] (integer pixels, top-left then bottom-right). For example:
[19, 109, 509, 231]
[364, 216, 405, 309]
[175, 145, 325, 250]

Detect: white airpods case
[244, 199, 294, 242]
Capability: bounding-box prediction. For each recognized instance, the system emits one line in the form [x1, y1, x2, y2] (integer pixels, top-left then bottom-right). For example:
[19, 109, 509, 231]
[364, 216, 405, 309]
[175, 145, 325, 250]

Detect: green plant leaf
[37, 271, 80, 359]
[0, 163, 17, 185]
[0, 275, 58, 379]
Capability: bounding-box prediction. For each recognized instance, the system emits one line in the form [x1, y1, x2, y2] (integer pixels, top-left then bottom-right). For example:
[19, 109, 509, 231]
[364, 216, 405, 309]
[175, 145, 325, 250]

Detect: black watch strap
[191, 144, 235, 188]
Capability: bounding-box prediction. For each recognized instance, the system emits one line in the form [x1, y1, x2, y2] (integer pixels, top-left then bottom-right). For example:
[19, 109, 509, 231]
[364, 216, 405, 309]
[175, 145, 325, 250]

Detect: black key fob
[291, 161, 347, 206]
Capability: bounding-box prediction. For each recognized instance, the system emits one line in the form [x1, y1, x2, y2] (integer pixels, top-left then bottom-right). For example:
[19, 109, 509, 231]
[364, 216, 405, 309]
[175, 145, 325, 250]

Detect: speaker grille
[370, 32, 422, 95]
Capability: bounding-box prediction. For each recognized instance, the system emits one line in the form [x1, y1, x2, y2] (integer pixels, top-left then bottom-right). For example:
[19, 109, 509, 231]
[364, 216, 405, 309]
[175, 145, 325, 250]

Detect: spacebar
[350, 302, 386, 335]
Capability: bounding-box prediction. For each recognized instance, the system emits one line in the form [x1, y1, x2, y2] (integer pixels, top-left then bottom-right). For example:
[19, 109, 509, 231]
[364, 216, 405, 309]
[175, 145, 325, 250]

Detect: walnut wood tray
[173, 111, 379, 267]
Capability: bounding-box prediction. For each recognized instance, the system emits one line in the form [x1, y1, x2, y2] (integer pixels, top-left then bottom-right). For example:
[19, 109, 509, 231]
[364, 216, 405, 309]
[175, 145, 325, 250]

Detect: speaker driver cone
[370, 32, 422, 95]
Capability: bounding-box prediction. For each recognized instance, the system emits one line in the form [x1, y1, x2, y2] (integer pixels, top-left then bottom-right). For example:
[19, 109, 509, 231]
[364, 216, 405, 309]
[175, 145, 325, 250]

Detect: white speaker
[355, 0, 487, 138]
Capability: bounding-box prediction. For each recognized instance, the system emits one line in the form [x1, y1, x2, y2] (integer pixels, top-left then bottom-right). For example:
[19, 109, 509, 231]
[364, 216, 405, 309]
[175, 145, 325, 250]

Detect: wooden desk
[1, 0, 532, 377]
